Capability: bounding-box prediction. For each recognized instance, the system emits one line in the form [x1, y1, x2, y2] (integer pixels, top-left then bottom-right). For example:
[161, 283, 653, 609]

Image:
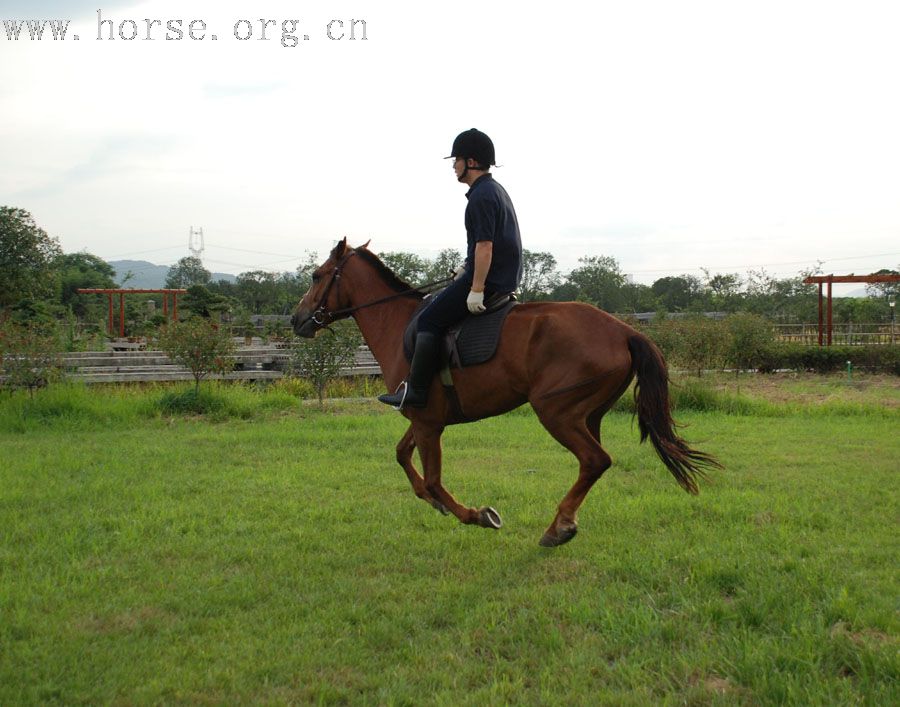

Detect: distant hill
[109, 260, 237, 289]
[109, 260, 170, 288]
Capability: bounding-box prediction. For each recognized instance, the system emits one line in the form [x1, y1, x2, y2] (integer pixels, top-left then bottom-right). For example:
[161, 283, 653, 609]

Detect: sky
[2, 1, 899, 294]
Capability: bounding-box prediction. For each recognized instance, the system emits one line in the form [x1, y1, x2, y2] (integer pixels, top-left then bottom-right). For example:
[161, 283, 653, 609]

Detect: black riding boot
[378, 332, 439, 409]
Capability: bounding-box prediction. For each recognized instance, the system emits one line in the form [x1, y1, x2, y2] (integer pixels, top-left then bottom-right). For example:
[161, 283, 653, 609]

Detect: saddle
[402, 292, 518, 370]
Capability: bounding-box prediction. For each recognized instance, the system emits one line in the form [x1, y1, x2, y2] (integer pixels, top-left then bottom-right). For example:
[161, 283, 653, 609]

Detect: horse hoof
[538, 524, 578, 547]
[430, 499, 450, 516]
[477, 506, 502, 529]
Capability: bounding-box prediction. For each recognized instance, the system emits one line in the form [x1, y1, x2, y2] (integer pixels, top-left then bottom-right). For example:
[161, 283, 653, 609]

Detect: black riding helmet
[445, 128, 496, 169]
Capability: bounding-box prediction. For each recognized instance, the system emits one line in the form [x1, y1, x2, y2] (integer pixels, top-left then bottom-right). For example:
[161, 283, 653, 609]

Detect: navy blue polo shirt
[463, 173, 523, 293]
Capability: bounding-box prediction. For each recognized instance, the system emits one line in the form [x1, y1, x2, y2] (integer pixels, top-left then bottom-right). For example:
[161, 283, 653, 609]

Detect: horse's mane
[354, 247, 425, 299]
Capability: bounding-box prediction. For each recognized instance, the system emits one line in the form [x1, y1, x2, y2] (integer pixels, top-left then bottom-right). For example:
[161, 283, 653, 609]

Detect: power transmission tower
[188, 226, 204, 259]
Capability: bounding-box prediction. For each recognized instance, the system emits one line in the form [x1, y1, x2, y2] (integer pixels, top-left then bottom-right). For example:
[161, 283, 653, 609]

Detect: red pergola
[802, 274, 900, 346]
[77, 288, 188, 337]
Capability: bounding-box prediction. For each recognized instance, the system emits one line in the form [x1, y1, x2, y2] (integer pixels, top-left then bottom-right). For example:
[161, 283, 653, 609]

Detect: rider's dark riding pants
[416, 279, 495, 336]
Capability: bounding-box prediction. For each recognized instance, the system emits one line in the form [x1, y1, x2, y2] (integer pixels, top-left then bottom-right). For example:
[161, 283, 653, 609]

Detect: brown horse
[291, 239, 721, 546]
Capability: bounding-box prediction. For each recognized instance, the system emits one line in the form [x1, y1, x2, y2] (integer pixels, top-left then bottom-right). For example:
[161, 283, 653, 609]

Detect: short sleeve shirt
[464, 174, 523, 292]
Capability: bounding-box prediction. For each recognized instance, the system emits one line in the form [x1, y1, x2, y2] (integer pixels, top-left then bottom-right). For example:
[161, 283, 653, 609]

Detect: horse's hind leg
[395, 425, 449, 515]
[532, 404, 612, 547]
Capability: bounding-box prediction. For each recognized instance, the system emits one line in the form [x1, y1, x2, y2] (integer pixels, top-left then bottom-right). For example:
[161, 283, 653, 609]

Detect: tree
[55, 251, 116, 317]
[744, 268, 817, 322]
[378, 251, 428, 286]
[181, 285, 233, 320]
[865, 268, 900, 301]
[619, 281, 657, 313]
[651, 275, 703, 312]
[165, 256, 211, 289]
[157, 318, 235, 392]
[8, 298, 56, 328]
[288, 320, 362, 406]
[0, 318, 62, 396]
[833, 297, 883, 325]
[295, 251, 320, 292]
[549, 281, 580, 302]
[701, 269, 744, 312]
[422, 248, 464, 286]
[566, 255, 626, 311]
[273, 271, 308, 314]
[0, 207, 62, 310]
[235, 270, 279, 314]
[519, 250, 561, 302]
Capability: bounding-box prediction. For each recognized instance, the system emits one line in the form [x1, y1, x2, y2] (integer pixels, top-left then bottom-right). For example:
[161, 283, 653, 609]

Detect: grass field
[0, 378, 897, 704]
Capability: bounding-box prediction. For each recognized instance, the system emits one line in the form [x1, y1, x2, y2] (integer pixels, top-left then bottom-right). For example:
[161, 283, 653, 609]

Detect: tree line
[2, 206, 898, 334]
[147, 248, 900, 327]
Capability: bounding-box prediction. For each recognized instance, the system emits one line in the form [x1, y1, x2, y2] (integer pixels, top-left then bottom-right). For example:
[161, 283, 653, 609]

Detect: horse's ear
[330, 237, 348, 259]
[360, 239, 371, 250]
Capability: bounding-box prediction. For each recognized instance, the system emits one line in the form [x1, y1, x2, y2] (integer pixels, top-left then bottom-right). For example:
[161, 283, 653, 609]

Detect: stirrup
[390, 381, 409, 411]
[377, 380, 409, 410]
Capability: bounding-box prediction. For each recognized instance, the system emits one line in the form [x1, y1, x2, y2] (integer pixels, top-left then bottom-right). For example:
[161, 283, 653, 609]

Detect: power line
[206, 243, 305, 259]
[201, 256, 302, 271]
[104, 244, 185, 259]
[107, 237, 899, 283]
[625, 251, 900, 275]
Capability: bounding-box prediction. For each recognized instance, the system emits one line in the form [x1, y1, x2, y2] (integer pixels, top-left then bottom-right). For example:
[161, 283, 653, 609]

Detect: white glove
[453, 265, 466, 281]
[466, 290, 486, 314]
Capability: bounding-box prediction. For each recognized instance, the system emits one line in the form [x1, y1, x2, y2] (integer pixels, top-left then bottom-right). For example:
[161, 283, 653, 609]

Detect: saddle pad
[403, 298, 517, 368]
[453, 301, 517, 367]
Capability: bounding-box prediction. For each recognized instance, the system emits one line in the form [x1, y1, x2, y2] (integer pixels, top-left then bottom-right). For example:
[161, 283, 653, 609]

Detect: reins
[309, 250, 452, 327]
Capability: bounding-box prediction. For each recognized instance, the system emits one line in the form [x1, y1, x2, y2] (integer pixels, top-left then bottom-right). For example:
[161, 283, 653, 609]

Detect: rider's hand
[466, 289, 486, 314]
[453, 265, 466, 281]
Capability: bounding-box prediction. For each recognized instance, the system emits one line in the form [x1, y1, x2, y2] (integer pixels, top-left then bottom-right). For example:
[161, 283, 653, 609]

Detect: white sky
[2, 0, 898, 292]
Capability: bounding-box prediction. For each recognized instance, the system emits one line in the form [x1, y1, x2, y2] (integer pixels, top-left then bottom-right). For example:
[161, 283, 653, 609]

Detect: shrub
[644, 316, 728, 376]
[679, 316, 729, 376]
[726, 313, 775, 372]
[0, 319, 62, 396]
[270, 376, 316, 398]
[644, 318, 681, 362]
[156, 387, 232, 416]
[754, 343, 900, 374]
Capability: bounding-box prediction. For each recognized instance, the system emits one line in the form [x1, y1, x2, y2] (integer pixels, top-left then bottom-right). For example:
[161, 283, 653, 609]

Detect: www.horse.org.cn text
[1, 10, 368, 47]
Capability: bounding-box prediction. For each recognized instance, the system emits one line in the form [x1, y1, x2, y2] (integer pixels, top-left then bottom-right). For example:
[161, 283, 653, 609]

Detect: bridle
[301, 250, 452, 331]
[304, 250, 356, 328]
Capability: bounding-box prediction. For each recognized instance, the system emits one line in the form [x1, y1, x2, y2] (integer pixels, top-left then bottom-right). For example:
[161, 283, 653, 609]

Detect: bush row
[640, 314, 900, 375]
[755, 343, 900, 375]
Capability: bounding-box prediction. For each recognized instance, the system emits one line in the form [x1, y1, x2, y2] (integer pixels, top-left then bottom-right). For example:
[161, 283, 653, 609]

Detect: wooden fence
[772, 323, 897, 346]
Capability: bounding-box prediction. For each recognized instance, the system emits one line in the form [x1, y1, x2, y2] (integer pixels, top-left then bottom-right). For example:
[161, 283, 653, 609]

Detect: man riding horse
[377, 128, 523, 409]
[291, 133, 721, 546]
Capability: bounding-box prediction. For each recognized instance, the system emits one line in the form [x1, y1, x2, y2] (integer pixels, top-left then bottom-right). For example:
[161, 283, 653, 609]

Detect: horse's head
[291, 237, 359, 338]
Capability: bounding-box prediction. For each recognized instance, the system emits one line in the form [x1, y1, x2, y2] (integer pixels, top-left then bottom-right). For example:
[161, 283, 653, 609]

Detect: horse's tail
[627, 333, 722, 494]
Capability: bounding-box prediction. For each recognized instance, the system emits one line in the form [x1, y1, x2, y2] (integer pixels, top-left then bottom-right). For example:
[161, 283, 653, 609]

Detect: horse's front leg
[414, 423, 502, 530]
[395, 425, 449, 515]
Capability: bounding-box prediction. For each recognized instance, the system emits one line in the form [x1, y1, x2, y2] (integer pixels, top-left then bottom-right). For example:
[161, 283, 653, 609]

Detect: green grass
[0, 372, 895, 435]
[663, 377, 896, 418]
[691, 371, 900, 412]
[0, 388, 897, 704]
